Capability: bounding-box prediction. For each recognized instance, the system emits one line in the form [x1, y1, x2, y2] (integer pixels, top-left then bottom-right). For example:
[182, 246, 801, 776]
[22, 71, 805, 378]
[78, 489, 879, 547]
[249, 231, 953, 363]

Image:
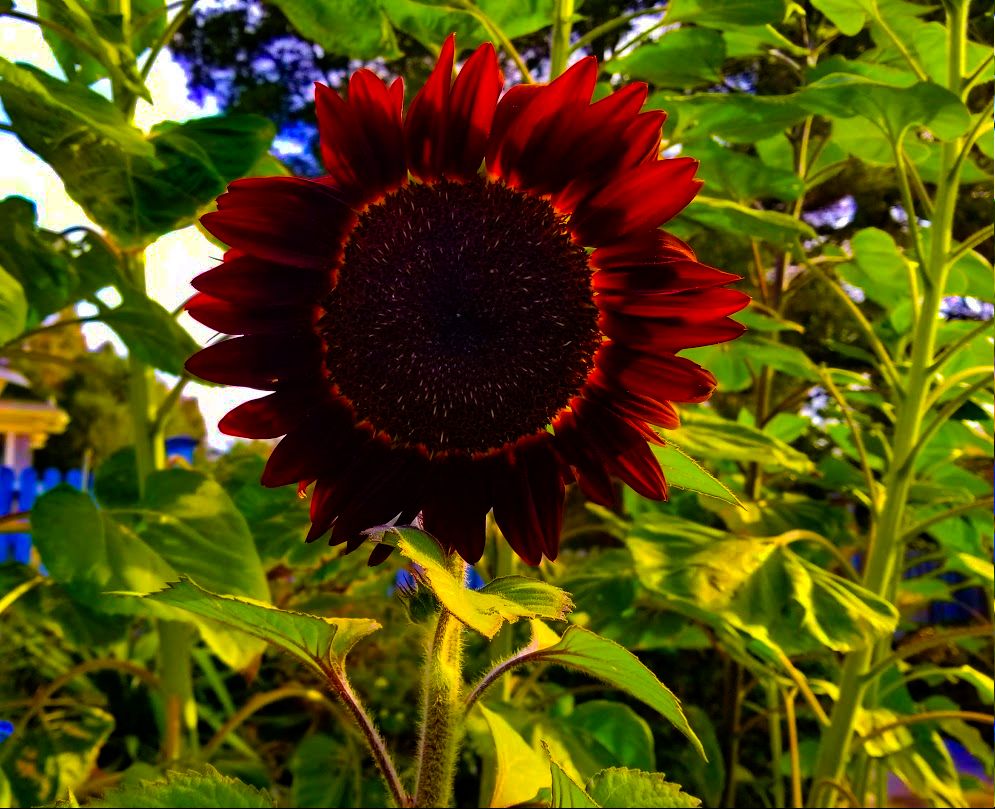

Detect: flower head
[186, 37, 748, 566]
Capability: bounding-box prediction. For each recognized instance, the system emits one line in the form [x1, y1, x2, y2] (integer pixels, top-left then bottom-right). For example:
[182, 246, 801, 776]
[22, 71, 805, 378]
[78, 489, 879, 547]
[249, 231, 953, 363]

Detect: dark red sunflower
[186, 36, 749, 566]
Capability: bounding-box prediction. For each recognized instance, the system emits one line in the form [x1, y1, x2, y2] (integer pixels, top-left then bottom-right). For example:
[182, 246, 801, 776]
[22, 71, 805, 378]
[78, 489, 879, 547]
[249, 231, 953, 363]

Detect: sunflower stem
[413, 553, 468, 808]
[550, 0, 576, 79]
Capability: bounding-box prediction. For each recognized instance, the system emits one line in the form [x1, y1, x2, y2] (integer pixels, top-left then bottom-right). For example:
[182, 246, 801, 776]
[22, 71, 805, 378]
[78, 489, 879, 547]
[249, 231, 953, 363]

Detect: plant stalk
[806, 3, 968, 803]
[413, 554, 468, 808]
[550, 0, 575, 79]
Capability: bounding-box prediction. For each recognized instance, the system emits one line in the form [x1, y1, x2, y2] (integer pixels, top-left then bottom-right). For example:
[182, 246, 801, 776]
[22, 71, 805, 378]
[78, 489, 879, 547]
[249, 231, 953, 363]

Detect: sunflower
[186, 36, 749, 566]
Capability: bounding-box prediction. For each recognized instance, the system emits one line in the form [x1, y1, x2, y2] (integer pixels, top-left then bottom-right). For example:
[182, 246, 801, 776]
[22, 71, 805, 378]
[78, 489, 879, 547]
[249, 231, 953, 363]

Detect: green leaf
[0, 265, 27, 345]
[529, 626, 703, 757]
[739, 336, 820, 382]
[668, 0, 784, 26]
[0, 62, 274, 247]
[383, 0, 556, 54]
[811, 0, 868, 35]
[675, 409, 814, 474]
[0, 197, 77, 326]
[627, 517, 899, 656]
[692, 141, 804, 202]
[2, 707, 113, 807]
[136, 578, 380, 675]
[89, 767, 275, 808]
[837, 228, 914, 306]
[99, 296, 199, 375]
[268, 0, 400, 59]
[651, 442, 742, 507]
[32, 470, 271, 669]
[587, 768, 701, 808]
[547, 746, 600, 808]
[800, 76, 971, 142]
[680, 342, 753, 393]
[673, 196, 816, 246]
[566, 702, 655, 772]
[651, 92, 809, 144]
[478, 704, 550, 808]
[375, 527, 572, 637]
[609, 28, 726, 89]
[290, 734, 358, 808]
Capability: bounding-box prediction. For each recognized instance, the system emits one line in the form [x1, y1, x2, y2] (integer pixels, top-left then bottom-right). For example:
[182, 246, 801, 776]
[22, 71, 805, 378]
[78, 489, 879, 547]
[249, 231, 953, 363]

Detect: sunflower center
[320, 177, 600, 454]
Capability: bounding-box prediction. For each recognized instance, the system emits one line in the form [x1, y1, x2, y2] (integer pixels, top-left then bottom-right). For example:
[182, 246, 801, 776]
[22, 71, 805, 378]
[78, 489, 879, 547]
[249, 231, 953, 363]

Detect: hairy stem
[414, 555, 468, 808]
[550, 0, 576, 79]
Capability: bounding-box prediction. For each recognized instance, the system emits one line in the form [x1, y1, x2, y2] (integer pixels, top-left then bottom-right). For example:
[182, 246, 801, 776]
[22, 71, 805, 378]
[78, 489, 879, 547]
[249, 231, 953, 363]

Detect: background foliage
[0, 1, 992, 807]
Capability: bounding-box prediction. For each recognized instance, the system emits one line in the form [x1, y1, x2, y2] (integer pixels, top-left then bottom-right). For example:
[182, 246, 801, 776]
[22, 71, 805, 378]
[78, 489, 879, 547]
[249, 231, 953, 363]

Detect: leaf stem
[784, 689, 803, 808]
[140, 0, 196, 82]
[947, 223, 994, 265]
[452, 0, 534, 83]
[899, 495, 994, 543]
[570, 4, 668, 53]
[324, 666, 412, 807]
[852, 711, 993, 750]
[0, 576, 44, 618]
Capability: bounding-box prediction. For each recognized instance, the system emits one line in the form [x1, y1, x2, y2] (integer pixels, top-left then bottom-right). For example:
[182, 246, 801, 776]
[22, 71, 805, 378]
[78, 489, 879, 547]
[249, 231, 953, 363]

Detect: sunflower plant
[0, 1, 991, 808]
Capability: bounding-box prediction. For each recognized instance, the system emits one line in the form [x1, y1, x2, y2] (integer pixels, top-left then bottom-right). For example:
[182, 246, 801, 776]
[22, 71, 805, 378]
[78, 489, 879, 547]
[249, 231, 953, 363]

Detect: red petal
[263, 407, 362, 489]
[600, 343, 717, 404]
[202, 177, 355, 268]
[445, 42, 502, 179]
[405, 34, 455, 181]
[185, 334, 322, 389]
[594, 259, 741, 295]
[421, 455, 495, 563]
[570, 158, 701, 245]
[192, 254, 332, 306]
[186, 292, 316, 335]
[219, 388, 321, 439]
[591, 230, 698, 268]
[348, 70, 406, 193]
[572, 397, 668, 500]
[601, 312, 747, 351]
[487, 58, 598, 191]
[492, 450, 545, 567]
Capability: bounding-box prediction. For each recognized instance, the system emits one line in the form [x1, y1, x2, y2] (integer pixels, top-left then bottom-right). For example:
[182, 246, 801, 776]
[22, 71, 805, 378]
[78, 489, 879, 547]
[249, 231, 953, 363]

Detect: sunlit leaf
[546, 746, 599, 808]
[610, 28, 726, 89]
[268, 0, 400, 59]
[89, 766, 275, 808]
[0, 265, 27, 345]
[478, 704, 550, 808]
[675, 409, 814, 474]
[136, 578, 380, 674]
[651, 443, 742, 507]
[587, 767, 701, 808]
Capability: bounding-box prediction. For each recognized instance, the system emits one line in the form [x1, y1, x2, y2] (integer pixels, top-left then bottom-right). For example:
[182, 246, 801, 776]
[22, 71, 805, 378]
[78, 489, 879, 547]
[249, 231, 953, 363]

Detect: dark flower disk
[186, 36, 749, 566]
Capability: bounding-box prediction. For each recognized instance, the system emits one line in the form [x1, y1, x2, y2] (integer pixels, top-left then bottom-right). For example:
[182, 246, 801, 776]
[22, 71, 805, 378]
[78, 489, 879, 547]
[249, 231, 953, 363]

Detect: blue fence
[0, 465, 91, 564]
[0, 436, 199, 565]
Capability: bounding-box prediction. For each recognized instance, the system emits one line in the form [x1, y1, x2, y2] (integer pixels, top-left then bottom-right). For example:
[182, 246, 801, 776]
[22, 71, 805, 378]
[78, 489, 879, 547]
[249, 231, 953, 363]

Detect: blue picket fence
[0, 465, 91, 564]
[0, 436, 199, 566]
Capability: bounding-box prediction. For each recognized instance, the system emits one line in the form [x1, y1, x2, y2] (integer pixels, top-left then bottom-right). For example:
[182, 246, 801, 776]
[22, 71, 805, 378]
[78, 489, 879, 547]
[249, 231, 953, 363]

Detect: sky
[1, 3, 257, 449]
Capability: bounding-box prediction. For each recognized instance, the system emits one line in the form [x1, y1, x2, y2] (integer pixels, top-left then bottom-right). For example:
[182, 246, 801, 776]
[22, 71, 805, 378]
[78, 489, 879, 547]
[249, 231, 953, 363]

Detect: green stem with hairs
[413, 554, 468, 808]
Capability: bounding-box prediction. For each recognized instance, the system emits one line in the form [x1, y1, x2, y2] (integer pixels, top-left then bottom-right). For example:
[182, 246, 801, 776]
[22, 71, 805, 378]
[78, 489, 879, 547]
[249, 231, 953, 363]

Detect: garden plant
[0, 1, 991, 808]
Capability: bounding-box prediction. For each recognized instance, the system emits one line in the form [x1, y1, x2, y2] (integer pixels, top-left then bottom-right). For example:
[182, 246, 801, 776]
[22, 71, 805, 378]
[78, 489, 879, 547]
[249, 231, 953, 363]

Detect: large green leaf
[137, 578, 380, 675]
[478, 704, 550, 807]
[836, 228, 913, 306]
[32, 470, 270, 669]
[0, 265, 27, 345]
[99, 295, 200, 375]
[383, 0, 556, 54]
[566, 702, 655, 772]
[523, 624, 703, 756]
[609, 28, 726, 90]
[1, 707, 113, 807]
[587, 768, 701, 808]
[290, 734, 359, 808]
[0, 197, 86, 325]
[627, 517, 898, 656]
[674, 409, 814, 473]
[374, 527, 572, 637]
[0, 62, 274, 247]
[673, 196, 816, 246]
[652, 92, 810, 144]
[800, 75, 970, 142]
[668, 0, 784, 26]
[268, 0, 400, 59]
[90, 767, 275, 808]
[692, 141, 804, 202]
[37, 0, 165, 90]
